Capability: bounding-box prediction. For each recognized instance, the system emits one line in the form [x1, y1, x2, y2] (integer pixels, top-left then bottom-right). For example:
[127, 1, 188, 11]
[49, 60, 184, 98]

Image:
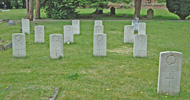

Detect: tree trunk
[179, 16, 186, 20]
[22, 0, 26, 8]
[35, 0, 41, 19]
[134, 0, 142, 18]
[28, 0, 34, 21]
[15, 0, 19, 9]
[26, 0, 29, 18]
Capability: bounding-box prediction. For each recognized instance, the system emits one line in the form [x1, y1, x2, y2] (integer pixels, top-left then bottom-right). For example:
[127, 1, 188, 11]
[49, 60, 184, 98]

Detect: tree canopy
[166, 0, 190, 20]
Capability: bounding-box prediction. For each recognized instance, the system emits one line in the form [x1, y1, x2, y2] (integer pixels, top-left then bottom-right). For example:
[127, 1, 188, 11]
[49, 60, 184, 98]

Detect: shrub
[42, 0, 84, 19]
[166, 0, 190, 20]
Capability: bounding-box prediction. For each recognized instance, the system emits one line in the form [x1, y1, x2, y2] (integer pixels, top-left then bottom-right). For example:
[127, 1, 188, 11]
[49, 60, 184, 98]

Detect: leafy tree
[41, 0, 84, 19]
[166, 0, 190, 20]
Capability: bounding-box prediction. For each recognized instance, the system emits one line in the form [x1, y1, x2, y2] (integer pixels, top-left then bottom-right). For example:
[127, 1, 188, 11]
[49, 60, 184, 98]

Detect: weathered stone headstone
[94, 25, 104, 34]
[35, 25, 44, 43]
[72, 20, 80, 35]
[95, 20, 102, 26]
[132, 17, 139, 31]
[0, 44, 5, 51]
[124, 25, 134, 43]
[147, 9, 154, 19]
[8, 20, 15, 26]
[49, 34, 63, 59]
[22, 18, 30, 34]
[157, 51, 182, 95]
[93, 33, 107, 56]
[110, 7, 115, 15]
[64, 25, 73, 43]
[138, 22, 146, 35]
[12, 33, 26, 57]
[133, 34, 147, 57]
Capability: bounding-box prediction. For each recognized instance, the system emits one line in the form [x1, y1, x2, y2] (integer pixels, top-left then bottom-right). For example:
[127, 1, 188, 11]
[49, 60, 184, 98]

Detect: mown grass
[0, 20, 190, 100]
[0, 8, 189, 20]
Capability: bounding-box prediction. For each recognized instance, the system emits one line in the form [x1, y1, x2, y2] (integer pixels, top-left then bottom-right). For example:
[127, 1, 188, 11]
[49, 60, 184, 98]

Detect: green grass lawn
[0, 20, 190, 100]
[0, 8, 188, 20]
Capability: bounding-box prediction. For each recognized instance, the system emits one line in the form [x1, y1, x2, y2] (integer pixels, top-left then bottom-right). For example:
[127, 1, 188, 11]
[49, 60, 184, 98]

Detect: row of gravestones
[13, 19, 182, 96]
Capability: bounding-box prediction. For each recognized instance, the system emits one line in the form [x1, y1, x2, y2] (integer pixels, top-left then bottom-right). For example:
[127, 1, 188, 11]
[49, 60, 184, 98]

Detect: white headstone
[64, 25, 73, 43]
[93, 33, 107, 56]
[72, 20, 80, 35]
[157, 51, 182, 95]
[12, 33, 26, 57]
[95, 20, 103, 26]
[35, 25, 44, 43]
[124, 25, 134, 43]
[132, 18, 139, 31]
[94, 25, 104, 34]
[49, 34, 63, 59]
[138, 22, 146, 35]
[133, 34, 147, 57]
[22, 18, 30, 34]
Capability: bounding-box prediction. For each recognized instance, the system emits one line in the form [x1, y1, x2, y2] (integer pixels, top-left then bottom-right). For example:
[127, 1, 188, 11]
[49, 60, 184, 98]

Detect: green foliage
[157, 0, 166, 3]
[166, 0, 190, 20]
[42, 0, 84, 19]
[66, 73, 80, 80]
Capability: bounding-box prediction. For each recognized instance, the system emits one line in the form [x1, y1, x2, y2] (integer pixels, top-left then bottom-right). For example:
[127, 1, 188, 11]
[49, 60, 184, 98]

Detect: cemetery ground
[0, 20, 190, 99]
[0, 8, 189, 20]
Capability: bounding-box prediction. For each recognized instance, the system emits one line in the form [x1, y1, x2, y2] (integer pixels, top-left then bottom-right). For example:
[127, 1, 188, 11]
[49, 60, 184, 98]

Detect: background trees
[166, 0, 190, 20]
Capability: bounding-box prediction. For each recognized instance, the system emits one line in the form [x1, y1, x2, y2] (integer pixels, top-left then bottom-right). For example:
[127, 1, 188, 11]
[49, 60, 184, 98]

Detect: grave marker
[22, 18, 30, 34]
[138, 22, 146, 35]
[64, 25, 73, 43]
[124, 25, 134, 43]
[12, 33, 26, 57]
[133, 34, 147, 57]
[72, 20, 80, 35]
[50, 34, 63, 59]
[93, 33, 107, 56]
[147, 9, 154, 19]
[35, 25, 44, 43]
[157, 51, 182, 95]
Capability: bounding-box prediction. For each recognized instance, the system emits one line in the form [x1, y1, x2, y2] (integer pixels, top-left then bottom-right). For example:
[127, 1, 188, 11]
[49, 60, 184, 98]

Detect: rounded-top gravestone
[8, 20, 15, 26]
[110, 7, 115, 16]
[147, 9, 154, 19]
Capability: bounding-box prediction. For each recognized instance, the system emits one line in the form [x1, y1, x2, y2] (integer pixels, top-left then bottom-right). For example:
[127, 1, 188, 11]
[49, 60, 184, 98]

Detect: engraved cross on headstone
[54, 47, 59, 58]
[15, 46, 23, 56]
[166, 73, 174, 88]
